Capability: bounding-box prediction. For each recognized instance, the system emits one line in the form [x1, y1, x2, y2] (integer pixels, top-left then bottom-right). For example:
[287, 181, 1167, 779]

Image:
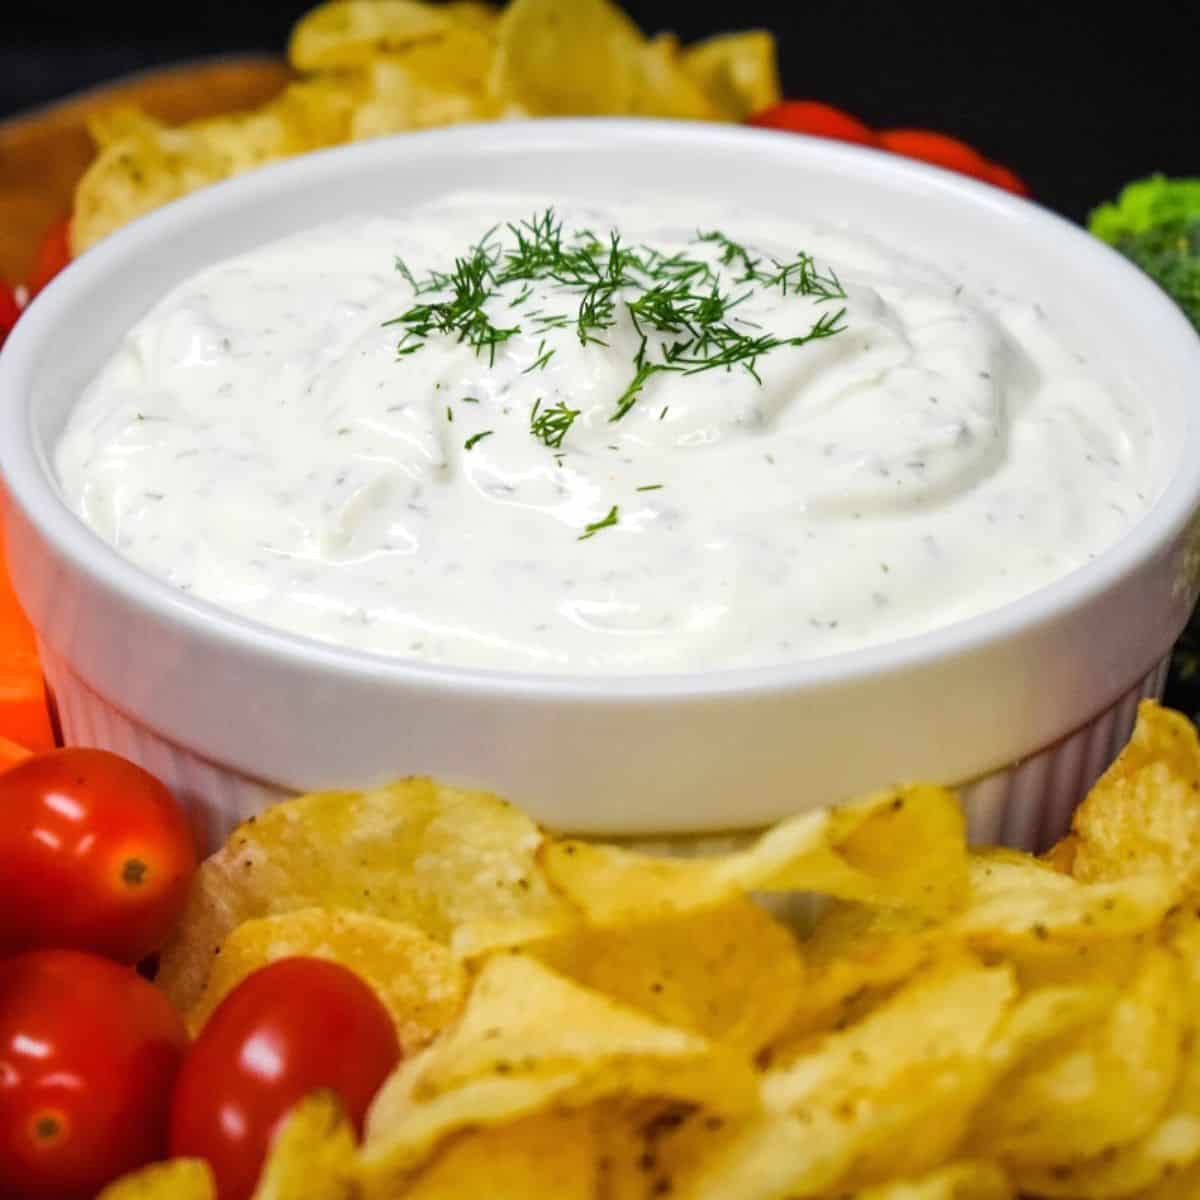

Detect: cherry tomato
[0, 283, 20, 348]
[876, 128, 994, 181]
[0, 949, 187, 1199]
[983, 161, 1032, 197]
[169, 957, 400, 1200]
[27, 218, 72, 298]
[747, 100, 878, 147]
[0, 747, 197, 963]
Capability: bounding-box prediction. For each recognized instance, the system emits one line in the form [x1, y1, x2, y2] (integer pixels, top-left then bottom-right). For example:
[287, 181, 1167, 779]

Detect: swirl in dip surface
[55, 193, 1155, 674]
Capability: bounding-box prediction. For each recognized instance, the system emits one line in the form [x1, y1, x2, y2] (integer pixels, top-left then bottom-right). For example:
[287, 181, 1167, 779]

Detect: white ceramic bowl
[3, 120, 1199, 850]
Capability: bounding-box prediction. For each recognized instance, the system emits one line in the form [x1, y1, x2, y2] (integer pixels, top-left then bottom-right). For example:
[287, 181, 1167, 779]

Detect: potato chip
[1134, 1159, 1200, 1199]
[600, 1106, 853, 1200]
[158, 779, 578, 1012]
[184, 907, 466, 1051]
[953, 847, 1176, 951]
[351, 58, 495, 142]
[85, 105, 163, 150]
[71, 79, 355, 254]
[490, 0, 646, 115]
[1013, 914, 1200, 1195]
[358, 953, 756, 1190]
[780, 901, 940, 1038]
[441, 2, 501, 36]
[530, 895, 803, 1054]
[969, 943, 1185, 1165]
[72, 119, 228, 254]
[254, 1091, 357, 1200]
[379, 1110, 596, 1200]
[762, 957, 1015, 1186]
[1058, 702, 1200, 894]
[850, 1161, 1013, 1200]
[632, 34, 722, 120]
[288, 1, 454, 72]
[541, 784, 968, 927]
[97, 1160, 215, 1200]
[680, 31, 781, 120]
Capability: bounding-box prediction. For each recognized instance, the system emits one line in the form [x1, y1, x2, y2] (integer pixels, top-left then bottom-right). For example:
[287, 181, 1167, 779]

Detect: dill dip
[55, 193, 1156, 674]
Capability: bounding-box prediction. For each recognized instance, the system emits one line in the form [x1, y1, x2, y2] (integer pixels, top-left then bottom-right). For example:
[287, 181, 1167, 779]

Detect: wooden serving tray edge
[0, 55, 290, 283]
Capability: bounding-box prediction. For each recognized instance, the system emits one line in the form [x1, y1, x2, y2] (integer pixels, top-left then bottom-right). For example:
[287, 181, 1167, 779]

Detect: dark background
[3, 0, 1198, 222]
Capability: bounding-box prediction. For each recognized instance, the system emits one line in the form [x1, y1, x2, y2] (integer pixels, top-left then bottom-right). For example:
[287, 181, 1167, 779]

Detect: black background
[3, 0, 1199, 222]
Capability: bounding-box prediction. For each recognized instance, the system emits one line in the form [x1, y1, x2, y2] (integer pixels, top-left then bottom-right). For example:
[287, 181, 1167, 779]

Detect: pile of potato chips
[70, 0, 781, 255]
[97, 700, 1200, 1198]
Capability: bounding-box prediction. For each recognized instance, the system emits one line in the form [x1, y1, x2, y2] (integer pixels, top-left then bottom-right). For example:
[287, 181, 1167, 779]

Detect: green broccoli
[1089, 176, 1200, 332]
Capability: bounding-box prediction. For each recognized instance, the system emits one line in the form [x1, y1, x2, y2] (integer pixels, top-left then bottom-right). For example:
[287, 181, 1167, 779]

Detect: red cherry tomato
[0, 747, 197, 963]
[27, 219, 73, 298]
[169, 957, 401, 1200]
[748, 100, 878, 147]
[876, 128, 994, 182]
[983, 161, 1032, 197]
[0, 949, 187, 1200]
[0, 283, 20, 348]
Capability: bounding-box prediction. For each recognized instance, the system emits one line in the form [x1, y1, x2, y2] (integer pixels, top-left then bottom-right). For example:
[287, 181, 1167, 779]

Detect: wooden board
[0, 56, 289, 284]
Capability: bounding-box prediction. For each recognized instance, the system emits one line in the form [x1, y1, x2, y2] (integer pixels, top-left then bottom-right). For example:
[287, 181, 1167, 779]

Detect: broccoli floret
[1089, 176, 1200, 332]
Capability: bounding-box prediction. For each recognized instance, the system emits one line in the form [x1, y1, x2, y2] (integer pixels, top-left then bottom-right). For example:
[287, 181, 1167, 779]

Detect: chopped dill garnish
[386, 209, 850, 510]
[463, 430, 493, 451]
[530, 398, 580, 449]
[522, 338, 556, 374]
[578, 504, 620, 541]
[636, 483, 664, 492]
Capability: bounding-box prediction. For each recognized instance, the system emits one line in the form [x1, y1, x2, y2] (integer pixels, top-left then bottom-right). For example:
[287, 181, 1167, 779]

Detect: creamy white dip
[56, 193, 1155, 673]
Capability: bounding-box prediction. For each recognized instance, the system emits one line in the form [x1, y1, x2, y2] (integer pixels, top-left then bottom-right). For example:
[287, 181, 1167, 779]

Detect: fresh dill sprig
[578, 504, 620, 541]
[387, 209, 850, 454]
[529, 398, 580, 449]
[521, 338, 556, 374]
[386, 230, 518, 366]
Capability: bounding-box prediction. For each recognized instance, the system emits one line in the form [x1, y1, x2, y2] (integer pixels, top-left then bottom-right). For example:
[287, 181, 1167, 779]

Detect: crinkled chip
[850, 1161, 1013, 1200]
[157, 779, 578, 1013]
[1133, 1159, 1200, 1199]
[632, 34, 721, 120]
[968, 943, 1185, 1165]
[379, 1110, 596, 1200]
[781, 901, 940, 1038]
[351, 58, 495, 141]
[71, 80, 354, 254]
[441, 2, 501, 35]
[530, 895, 803, 1054]
[762, 957, 1016, 1187]
[358, 953, 756, 1190]
[953, 848, 1176, 951]
[490, 0, 646, 114]
[182, 907, 467, 1052]
[72, 118, 227, 254]
[1013, 913, 1200, 1195]
[680, 30, 781, 120]
[596, 1106, 852, 1200]
[288, 1, 454, 71]
[254, 1091, 357, 1200]
[541, 784, 968, 927]
[1056, 701, 1200, 894]
[96, 1161, 215, 1200]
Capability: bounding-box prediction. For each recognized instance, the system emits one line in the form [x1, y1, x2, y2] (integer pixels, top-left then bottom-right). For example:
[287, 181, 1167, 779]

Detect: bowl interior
[17, 120, 1189, 499]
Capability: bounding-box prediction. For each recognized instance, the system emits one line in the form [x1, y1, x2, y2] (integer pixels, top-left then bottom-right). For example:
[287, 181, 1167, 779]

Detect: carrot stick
[0, 497, 55, 751]
[0, 733, 32, 772]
